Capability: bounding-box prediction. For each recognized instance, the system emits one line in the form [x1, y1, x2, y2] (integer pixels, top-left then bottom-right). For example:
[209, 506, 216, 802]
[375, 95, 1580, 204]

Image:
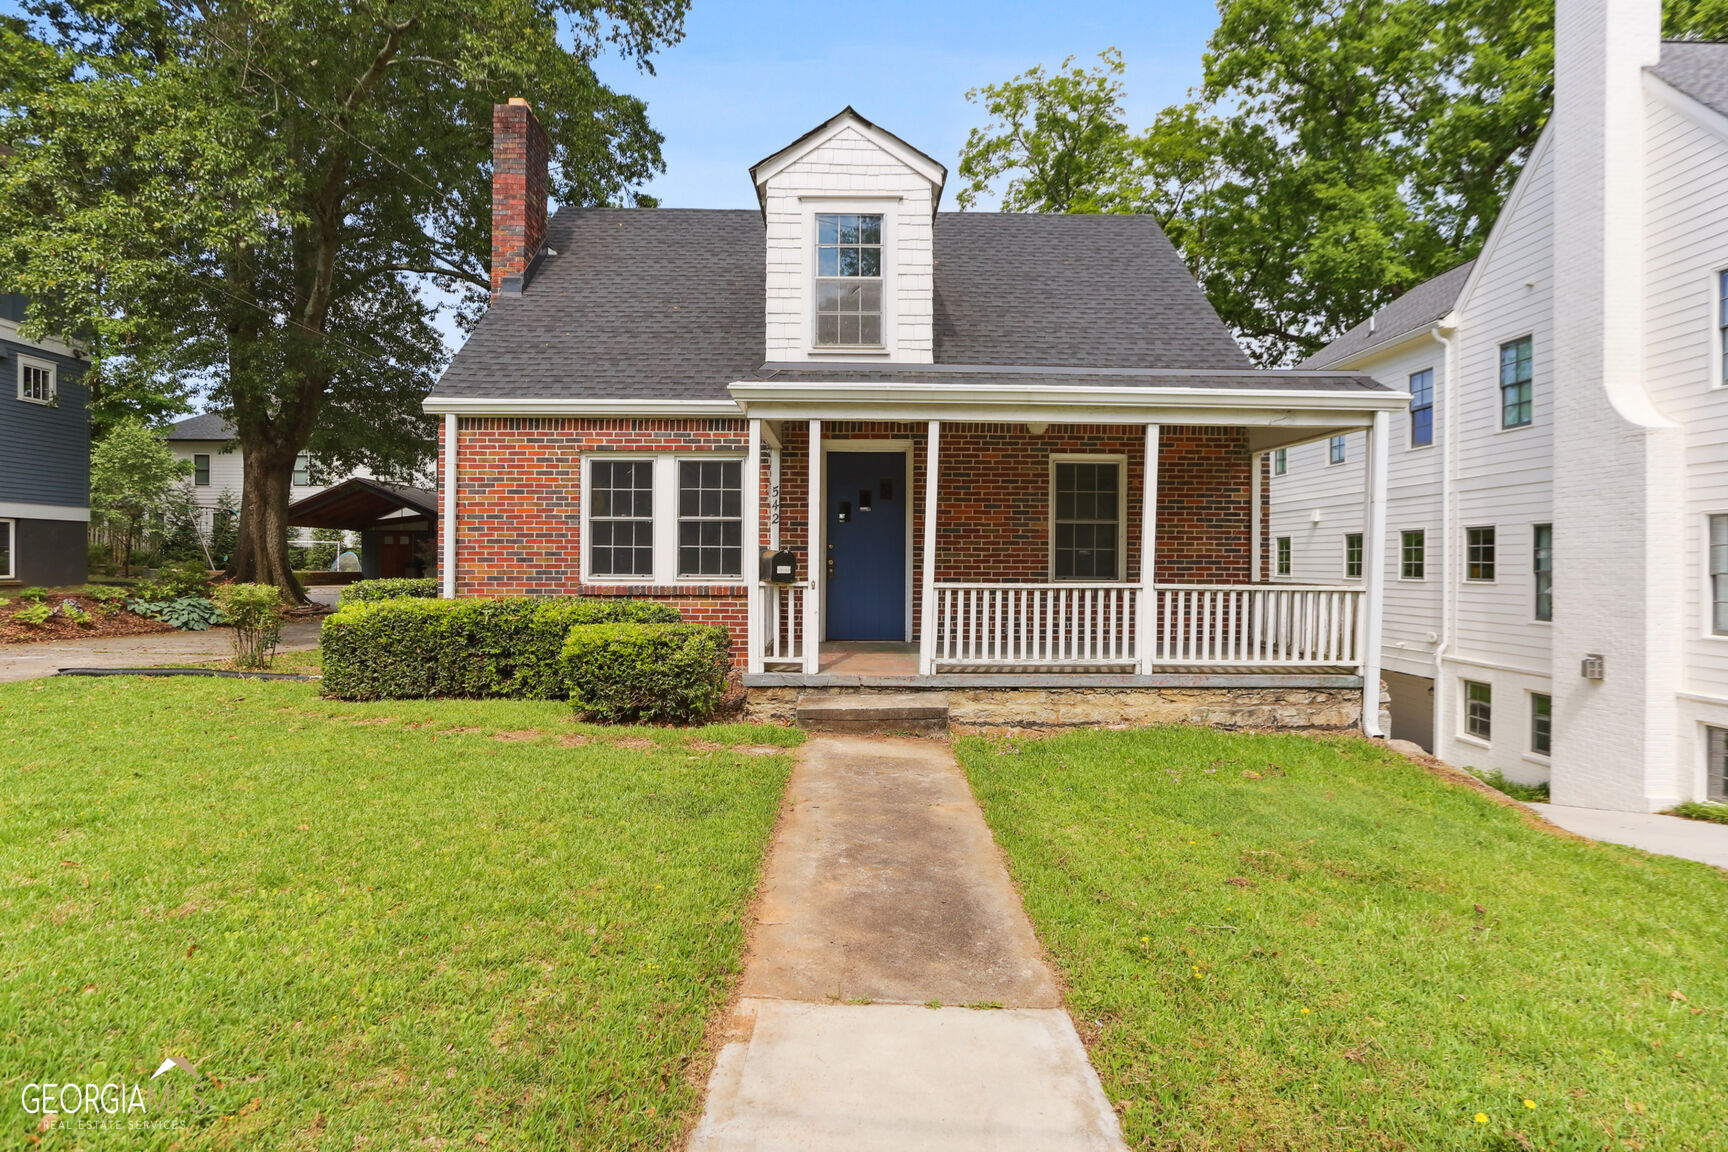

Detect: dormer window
[815, 213, 882, 346]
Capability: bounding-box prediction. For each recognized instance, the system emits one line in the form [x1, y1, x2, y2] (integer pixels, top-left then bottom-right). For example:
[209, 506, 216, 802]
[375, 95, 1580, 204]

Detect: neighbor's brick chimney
[491, 98, 549, 297]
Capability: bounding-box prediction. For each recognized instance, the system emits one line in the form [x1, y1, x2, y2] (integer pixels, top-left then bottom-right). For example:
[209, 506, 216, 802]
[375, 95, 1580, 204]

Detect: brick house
[427, 103, 1407, 730]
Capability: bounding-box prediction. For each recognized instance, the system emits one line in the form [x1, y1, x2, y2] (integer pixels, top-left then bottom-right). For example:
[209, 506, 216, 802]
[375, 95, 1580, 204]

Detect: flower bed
[0, 589, 175, 644]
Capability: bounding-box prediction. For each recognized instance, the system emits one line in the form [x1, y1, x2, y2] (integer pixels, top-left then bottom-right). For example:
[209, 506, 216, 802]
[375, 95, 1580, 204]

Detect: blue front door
[825, 451, 906, 640]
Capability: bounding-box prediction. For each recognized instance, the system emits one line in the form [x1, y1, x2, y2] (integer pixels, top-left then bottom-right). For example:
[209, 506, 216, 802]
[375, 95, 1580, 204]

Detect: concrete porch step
[795, 692, 950, 734]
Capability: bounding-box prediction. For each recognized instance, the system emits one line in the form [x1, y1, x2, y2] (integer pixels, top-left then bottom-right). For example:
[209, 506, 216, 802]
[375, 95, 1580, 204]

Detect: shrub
[340, 577, 439, 605]
[14, 602, 51, 626]
[17, 587, 50, 603]
[129, 597, 224, 631]
[1665, 801, 1728, 825]
[79, 584, 131, 605]
[1470, 767, 1550, 803]
[134, 561, 211, 602]
[213, 582, 285, 668]
[562, 623, 732, 725]
[320, 597, 682, 701]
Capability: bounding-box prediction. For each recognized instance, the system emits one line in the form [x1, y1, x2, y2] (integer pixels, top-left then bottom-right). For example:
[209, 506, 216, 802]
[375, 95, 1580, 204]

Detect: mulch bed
[0, 594, 176, 645]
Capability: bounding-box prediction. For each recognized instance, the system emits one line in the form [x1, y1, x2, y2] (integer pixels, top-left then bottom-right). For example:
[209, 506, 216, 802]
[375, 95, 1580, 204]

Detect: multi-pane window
[814, 213, 883, 346]
[1707, 726, 1728, 802]
[677, 459, 743, 578]
[0, 519, 12, 580]
[1465, 680, 1492, 740]
[1409, 368, 1434, 447]
[1052, 461, 1120, 579]
[1711, 514, 1728, 634]
[1401, 530, 1426, 580]
[1500, 336, 1533, 428]
[1273, 448, 1287, 475]
[1719, 271, 1728, 387]
[193, 454, 211, 486]
[1344, 533, 1363, 579]
[589, 459, 655, 578]
[1531, 692, 1552, 756]
[18, 359, 53, 403]
[1466, 526, 1496, 581]
[1276, 536, 1292, 576]
[1328, 434, 1347, 465]
[1533, 523, 1553, 621]
[293, 455, 312, 486]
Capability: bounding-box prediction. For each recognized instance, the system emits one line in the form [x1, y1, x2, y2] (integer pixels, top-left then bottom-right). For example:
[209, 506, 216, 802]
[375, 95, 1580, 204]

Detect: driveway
[1527, 802, 1728, 870]
[0, 618, 323, 682]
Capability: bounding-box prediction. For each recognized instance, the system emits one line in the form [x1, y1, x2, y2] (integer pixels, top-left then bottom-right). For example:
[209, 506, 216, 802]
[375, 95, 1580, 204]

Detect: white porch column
[1360, 411, 1390, 737]
[441, 412, 457, 598]
[803, 419, 822, 675]
[918, 420, 941, 676]
[1138, 423, 1159, 675]
[745, 419, 764, 675]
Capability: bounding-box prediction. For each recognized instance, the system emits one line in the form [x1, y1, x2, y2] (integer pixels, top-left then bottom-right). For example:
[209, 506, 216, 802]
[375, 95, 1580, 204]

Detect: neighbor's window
[1464, 680, 1492, 740]
[1328, 434, 1347, 465]
[815, 213, 883, 346]
[1531, 692, 1552, 756]
[677, 459, 743, 578]
[1344, 533, 1363, 579]
[1409, 368, 1435, 447]
[1711, 514, 1728, 634]
[1533, 523, 1553, 621]
[1273, 448, 1287, 475]
[589, 459, 656, 579]
[1052, 460, 1121, 580]
[1467, 526, 1496, 581]
[1276, 536, 1292, 576]
[0, 518, 13, 580]
[193, 454, 211, 487]
[293, 454, 312, 486]
[17, 358, 54, 404]
[1500, 336, 1533, 428]
[1719, 271, 1728, 386]
[1707, 725, 1728, 801]
[1401, 530, 1426, 580]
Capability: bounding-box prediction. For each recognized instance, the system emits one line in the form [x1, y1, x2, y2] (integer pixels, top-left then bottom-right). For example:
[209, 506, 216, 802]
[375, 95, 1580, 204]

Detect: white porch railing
[759, 582, 809, 668]
[934, 583, 1140, 667]
[926, 582, 1365, 670]
[1155, 584, 1363, 667]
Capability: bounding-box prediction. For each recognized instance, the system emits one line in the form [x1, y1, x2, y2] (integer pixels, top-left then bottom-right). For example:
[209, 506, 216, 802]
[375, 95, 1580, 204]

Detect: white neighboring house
[164, 414, 368, 549]
[1267, 0, 1728, 813]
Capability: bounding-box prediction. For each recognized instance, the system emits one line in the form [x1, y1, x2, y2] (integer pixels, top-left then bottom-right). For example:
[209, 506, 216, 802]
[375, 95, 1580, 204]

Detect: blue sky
[591, 1, 1220, 209]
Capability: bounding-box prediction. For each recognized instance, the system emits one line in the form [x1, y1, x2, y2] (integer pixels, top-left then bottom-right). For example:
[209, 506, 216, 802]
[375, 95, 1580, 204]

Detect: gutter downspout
[1430, 322, 1458, 751]
[441, 412, 457, 599]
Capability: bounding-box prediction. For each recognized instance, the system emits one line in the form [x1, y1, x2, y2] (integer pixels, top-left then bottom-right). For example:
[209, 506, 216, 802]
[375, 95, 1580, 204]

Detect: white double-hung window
[814, 213, 883, 347]
[584, 455, 745, 583]
[17, 356, 55, 404]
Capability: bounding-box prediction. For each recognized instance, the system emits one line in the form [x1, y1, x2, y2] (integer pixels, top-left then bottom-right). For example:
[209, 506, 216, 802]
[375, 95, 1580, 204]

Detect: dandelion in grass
[1474, 1113, 1488, 1124]
[1300, 1008, 1310, 1015]
[1524, 1099, 1536, 1110]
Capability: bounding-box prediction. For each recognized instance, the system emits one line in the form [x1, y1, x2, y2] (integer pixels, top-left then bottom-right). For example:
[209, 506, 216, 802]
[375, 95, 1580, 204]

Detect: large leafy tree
[0, 0, 686, 597]
[960, 1, 1728, 365]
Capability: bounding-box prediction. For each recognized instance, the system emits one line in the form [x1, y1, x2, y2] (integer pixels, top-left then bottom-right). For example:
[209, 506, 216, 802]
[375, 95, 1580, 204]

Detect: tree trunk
[227, 452, 307, 603]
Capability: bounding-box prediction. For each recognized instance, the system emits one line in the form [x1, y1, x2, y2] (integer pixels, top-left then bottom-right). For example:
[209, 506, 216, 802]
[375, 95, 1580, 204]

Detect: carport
[284, 478, 438, 580]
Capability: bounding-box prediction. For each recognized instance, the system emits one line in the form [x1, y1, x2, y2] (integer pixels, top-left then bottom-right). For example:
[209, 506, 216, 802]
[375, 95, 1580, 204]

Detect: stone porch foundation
[745, 686, 1363, 732]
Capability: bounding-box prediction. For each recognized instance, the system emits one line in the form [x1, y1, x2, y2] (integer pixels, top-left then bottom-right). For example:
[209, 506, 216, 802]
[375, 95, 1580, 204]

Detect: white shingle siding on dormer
[760, 125, 936, 362]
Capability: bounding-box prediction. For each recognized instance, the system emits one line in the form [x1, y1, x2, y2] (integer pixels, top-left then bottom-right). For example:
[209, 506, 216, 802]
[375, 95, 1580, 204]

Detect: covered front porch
[729, 373, 1404, 729]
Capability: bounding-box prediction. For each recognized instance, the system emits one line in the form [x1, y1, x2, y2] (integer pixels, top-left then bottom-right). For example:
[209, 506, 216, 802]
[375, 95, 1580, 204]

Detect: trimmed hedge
[320, 597, 681, 700]
[562, 622, 732, 724]
[339, 577, 439, 604]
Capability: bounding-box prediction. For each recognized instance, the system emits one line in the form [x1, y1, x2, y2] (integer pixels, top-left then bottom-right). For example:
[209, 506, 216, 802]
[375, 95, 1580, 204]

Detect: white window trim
[1495, 334, 1536, 432]
[16, 355, 56, 405]
[1527, 690, 1553, 760]
[1047, 453, 1129, 583]
[579, 452, 748, 587]
[0, 517, 14, 580]
[1702, 511, 1728, 640]
[1461, 678, 1493, 745]
[1711, 267, 1728, 390]
[1272, 448, 1287, 476]
[1399, 529, 1427, 582]
[193, 453, 212, 487]
[804, 199, 898, 358]
[1531, 522, 1553, 625]
[1464, 525, 1497, 583]
[1274, 535, 1293, 578]
[1343, 532, 1363, 581]
[1327, 434, 1347, 465]
[1407, 366, 1437, 451]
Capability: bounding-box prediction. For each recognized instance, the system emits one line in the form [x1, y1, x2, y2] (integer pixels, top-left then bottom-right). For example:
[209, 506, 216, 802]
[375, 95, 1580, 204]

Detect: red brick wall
[438, 418, 1256, 658]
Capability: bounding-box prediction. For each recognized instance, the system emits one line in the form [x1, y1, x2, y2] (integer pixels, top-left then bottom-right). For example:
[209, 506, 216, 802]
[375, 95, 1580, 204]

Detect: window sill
[1522, 752, 1552, 767]
[15, 396, 53, 406]
[1455, 733, 1492, 751]
[806, 347, 891, 358]
[577, 581, 749, 595]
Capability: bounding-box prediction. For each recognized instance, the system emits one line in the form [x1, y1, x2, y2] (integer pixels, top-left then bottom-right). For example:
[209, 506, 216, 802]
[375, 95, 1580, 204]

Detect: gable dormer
[750, 108, 946, 363]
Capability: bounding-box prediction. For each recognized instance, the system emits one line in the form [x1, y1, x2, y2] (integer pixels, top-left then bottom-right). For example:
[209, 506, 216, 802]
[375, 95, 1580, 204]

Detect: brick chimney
[491, 98, 549, 297]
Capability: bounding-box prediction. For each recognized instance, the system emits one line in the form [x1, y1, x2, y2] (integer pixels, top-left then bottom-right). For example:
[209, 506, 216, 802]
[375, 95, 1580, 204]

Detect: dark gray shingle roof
[1652, 40, 1728, 118]
[166, 413, 236, 440]
[1300, 261, 1474, 370]
[430, 208, 1253, 402]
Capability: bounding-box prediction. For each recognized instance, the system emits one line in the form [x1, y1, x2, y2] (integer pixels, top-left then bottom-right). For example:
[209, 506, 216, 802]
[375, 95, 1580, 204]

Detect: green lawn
[2, 676, 798, 1149]
[956, 727, 1728, 1152]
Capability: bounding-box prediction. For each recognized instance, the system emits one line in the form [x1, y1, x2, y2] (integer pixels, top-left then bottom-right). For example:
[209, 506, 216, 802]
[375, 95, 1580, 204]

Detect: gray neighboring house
[0, 292, 89, 586]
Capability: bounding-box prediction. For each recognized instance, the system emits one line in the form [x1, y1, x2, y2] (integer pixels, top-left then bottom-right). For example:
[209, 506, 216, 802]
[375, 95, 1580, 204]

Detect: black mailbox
[760, 549, 798, 584]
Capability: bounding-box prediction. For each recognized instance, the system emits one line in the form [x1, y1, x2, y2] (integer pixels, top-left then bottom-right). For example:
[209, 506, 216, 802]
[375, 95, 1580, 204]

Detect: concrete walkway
[687, 736, 1126, 1152]
[0, 618, 322, 682]
[1527, 802, 1728, 869]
